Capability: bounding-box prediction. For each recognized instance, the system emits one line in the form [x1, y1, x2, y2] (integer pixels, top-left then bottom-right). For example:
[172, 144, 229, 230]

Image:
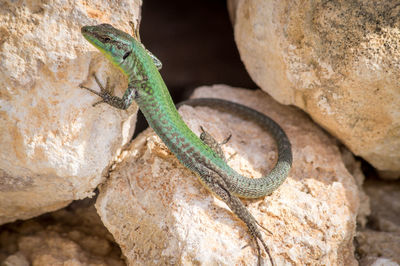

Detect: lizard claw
[80, 84, 101, 96]
[92, 100, 105, 107]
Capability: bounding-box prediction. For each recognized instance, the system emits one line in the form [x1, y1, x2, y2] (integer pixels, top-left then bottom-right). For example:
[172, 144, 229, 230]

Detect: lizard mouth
[81, 26, 102, 47]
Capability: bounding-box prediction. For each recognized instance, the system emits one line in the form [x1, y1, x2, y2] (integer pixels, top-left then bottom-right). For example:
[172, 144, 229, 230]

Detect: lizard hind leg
[199, 126, 232, 162]
[223, 193, 275, 265]
[197, 165, 275, 266]
[252, 228, 274, 266]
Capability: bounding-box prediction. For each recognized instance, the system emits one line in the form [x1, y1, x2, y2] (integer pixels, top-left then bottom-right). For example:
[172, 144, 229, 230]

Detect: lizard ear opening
[123, 51, 131, 60]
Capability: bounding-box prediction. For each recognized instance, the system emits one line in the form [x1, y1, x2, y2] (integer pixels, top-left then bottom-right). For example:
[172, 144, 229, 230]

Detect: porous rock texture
[0, 0, 141, 224]
[228, 0, 400, 178]
[96, 85, 362, 265]
[356, 179, 400, 265]
[0, 199, 124, 266]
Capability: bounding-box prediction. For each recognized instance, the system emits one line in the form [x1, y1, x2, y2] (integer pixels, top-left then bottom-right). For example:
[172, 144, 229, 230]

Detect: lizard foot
[253, 231, 274, 266]
[79, 73, 116, 107]
[199, 126, 232, 162]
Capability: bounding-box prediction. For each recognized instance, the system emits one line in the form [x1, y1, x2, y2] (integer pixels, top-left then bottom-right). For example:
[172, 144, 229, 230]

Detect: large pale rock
[0, 199, 124, 265]
[96, 85, 361, 265]
[229, 0, 400, 178]
[0, 1, 141, 224]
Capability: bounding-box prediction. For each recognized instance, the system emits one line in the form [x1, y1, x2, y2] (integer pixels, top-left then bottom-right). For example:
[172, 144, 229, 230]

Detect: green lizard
[80, 23, 292, 266]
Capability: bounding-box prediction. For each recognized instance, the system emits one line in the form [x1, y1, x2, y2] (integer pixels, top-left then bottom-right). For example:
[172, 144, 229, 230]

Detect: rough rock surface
[364, 179, 400, 234]
[357, 230, 400, 266]
[229, 0, 400, 178]
[355, 178, 400, 265]
[96, 85, 361, 265]
[0, 0, 141, 224]
[0, 199, 124, 266]
[340, 148, 370, 228]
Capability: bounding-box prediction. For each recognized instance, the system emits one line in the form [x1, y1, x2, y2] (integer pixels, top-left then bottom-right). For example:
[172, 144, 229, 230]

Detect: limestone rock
[0, 0, 141, 224]
[96, 85, 360, 265]
[355, 178, 400, 265]
[0, 199, 124, 266]
[363, 178, 400, 233]
[357, 230, 400, 265]
[358, 257, 399, 266]
[340, 147, 370, 227]
[229, 0, 400, 178]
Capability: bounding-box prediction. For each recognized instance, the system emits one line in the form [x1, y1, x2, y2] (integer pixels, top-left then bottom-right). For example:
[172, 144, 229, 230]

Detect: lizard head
[81, 24, 134, 67]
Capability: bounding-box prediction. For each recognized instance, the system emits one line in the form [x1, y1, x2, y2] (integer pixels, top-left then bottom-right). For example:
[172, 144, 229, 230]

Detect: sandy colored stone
[355, 178, 400, 265]
[229, 0, 400, 178]
[0, 199, 124, 266]
[0, 0, 141, 224]
[357, 230, 400, 265]
[2, 253, 30, 266]
[340, 147, 370, 227]
[96, 85, 360, 265]
[359, 257, 399, 266]
[363, 178, 400, 233]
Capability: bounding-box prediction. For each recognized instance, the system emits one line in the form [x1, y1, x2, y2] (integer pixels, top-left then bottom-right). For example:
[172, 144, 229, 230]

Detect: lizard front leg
[80, 73, 147, 110]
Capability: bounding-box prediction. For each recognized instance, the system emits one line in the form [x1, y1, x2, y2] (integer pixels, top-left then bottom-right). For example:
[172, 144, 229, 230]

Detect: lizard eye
[123, 51, 131, 60]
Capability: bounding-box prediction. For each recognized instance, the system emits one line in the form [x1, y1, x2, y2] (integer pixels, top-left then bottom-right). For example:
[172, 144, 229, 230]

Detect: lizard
[79, 22, 292, 266]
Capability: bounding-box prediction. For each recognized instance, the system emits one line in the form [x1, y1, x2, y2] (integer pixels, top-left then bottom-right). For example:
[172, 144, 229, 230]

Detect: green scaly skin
[80, 23, 292, 266]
